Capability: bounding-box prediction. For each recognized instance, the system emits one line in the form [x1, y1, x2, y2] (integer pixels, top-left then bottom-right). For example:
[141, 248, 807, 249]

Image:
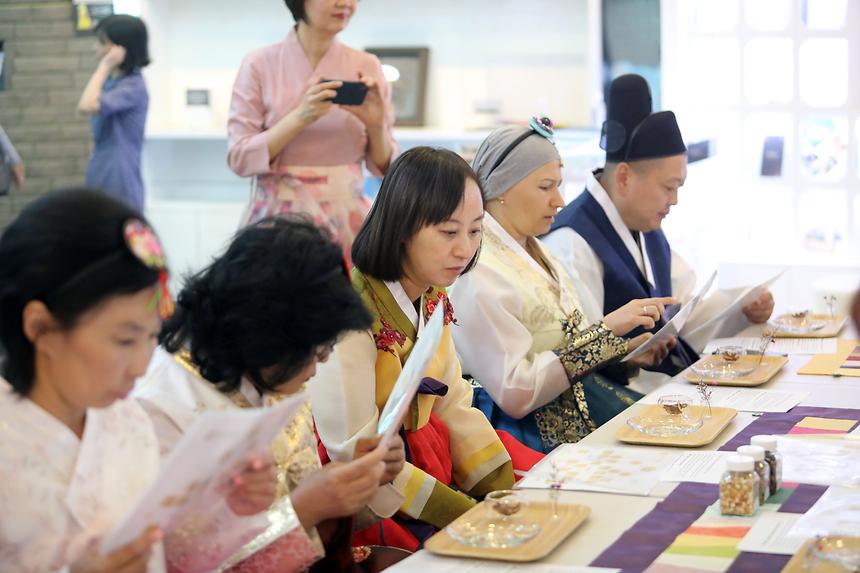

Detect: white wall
[142, 0, 593, 132]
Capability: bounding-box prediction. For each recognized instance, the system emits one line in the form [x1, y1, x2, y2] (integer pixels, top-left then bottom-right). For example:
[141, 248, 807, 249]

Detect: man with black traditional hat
[543, 74, 774, 381]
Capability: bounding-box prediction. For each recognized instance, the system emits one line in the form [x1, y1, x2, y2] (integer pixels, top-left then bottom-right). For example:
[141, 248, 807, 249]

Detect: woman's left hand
[101, 45, 126, 70]
[343, 71, 386, 130]
[354, 434, 406, 484]
[226, 455, 278, 516]
[626, 334, 676, 368]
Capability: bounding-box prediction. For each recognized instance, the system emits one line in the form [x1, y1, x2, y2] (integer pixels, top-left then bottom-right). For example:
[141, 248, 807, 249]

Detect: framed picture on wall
[72, 0, 114, 35]
[365, 47, 429, 127]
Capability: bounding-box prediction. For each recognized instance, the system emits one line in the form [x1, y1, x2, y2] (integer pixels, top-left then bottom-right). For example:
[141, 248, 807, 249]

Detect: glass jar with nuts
[737, 445, 771, 505]
[750, 435, 782, 496]
[720, 456, 760, 516]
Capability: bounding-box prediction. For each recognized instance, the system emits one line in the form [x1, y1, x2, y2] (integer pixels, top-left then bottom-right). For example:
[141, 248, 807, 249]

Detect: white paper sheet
[660, 451, 735, 484]
[683, 270, 786, 341]
[789, 486, 860, 538]
[623, 271, 718, 362]
[377, 304, 445, 443]
[777, 436, 860, 487]
[102, 391, 308, 553]
[703, 337, 838, 356]
[641, 382, 807, 413]
[736, 513, 805, 555]
[385, 553, 620, 573]
[516, 444, 674, 496]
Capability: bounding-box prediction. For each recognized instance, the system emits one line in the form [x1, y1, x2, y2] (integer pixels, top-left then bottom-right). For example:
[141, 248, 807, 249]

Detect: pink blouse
[227, 29, 398, 178]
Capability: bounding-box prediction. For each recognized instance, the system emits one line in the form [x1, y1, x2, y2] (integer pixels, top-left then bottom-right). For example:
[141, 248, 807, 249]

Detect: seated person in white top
[543, 74, 774, 385]
[0, 189, 274, 573]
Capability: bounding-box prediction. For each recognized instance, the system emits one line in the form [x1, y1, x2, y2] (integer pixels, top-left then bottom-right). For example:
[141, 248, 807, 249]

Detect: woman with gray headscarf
[448, 118, 675, 453]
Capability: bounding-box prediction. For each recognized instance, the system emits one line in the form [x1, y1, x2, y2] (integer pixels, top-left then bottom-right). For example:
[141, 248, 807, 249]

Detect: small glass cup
[628, 394, 703, 437]
[803, 535, 860, 572]
[709, 345, 755, 378]
[658, 394, 692, 416]
[717, 345, 745, 363]
[485, 490, 525, 518]
[446, 489, 541, 548]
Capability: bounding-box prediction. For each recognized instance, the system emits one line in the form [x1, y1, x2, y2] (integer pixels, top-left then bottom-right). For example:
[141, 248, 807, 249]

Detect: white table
[386, 326, 860, 572]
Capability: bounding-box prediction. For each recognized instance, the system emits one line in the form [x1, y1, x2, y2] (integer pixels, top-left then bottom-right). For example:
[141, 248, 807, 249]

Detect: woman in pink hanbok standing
[227, 0, 398, 265]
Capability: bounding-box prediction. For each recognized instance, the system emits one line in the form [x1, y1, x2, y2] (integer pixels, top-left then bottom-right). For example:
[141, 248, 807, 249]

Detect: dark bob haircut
[352, 146, 486, 281]
[96, 14, 150, 74]
[0, 188, 161, 395]
[160, 217, 371, 393]
[284, 0, 306, 23]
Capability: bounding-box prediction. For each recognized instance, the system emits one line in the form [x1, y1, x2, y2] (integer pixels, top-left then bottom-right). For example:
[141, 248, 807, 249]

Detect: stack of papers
[736, 513, 805, 555]
[660, 451, 736, 484]
[516, 444, 675, 496]
[642, 382, 807, 413]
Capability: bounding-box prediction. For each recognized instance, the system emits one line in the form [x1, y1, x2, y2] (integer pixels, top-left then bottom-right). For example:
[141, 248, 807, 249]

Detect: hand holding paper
[355, 433, 406, 484]
[623, 271, 717, 362]
[225, 455, 277, 517]
[102, 391, 308, 553]
[291, 446, 387, 529]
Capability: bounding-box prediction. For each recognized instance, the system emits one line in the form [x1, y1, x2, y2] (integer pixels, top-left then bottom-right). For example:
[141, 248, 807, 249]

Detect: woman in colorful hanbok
[0, 189, 274, 573]
[448, 118, 676, 454]
[312, 147, 541, 551]
[136, 217, 408, 573]
[227, 0, 398, 263]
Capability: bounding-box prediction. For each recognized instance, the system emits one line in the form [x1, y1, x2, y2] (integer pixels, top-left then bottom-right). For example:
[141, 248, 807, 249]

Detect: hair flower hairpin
[123, 219, 175, 320]
[529, 116, 555, 142]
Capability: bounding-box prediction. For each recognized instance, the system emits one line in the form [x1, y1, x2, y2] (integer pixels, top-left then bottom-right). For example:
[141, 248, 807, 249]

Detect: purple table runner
[590, 407, 860, 572]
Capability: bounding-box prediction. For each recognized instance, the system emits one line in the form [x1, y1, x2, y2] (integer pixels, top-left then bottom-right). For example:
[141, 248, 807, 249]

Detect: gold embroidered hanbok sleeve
[552, 315, 629, 382]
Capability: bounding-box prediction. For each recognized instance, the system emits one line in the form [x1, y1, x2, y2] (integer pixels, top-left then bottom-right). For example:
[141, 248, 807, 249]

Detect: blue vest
[551, 186, 697, 375]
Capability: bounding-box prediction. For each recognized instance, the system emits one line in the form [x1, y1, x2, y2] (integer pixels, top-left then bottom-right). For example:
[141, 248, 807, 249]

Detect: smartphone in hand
[320, 79, 368, 105]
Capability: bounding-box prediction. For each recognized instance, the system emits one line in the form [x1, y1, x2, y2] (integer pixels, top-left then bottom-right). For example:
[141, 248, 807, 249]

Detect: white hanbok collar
[484, 213, 559, 288]
[238, 378, 264, 408]
[586, 169, 655, 287]
[383, 279, 426, 337]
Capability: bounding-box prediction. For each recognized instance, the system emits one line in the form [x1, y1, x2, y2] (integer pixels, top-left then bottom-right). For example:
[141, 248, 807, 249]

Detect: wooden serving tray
[424, 500, 590, 562]
[615, 405, 737, 447]
[683, 354, 789, 387]
[781, 537, 860, 572]
[772, 313, 846, 338]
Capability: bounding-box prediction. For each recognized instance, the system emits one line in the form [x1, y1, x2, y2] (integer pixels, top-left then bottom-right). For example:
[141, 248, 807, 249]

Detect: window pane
[798, 189, 847, 252]
[802, 0, 848, 30]
[682, 39, 740, 106]
[695, 0, 739, 33]
[745, 113, 793, 179]
[746, 187, 796, 248]
[799, 117, 848, 181]
[112, 0, 142, 16]
[744, 38, 793, 105]
[745, 0, 791, 31]
[799, 39, 848, 107]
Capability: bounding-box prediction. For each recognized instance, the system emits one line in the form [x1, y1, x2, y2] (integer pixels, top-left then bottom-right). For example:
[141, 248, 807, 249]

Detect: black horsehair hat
[600, 74, 686, 163]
